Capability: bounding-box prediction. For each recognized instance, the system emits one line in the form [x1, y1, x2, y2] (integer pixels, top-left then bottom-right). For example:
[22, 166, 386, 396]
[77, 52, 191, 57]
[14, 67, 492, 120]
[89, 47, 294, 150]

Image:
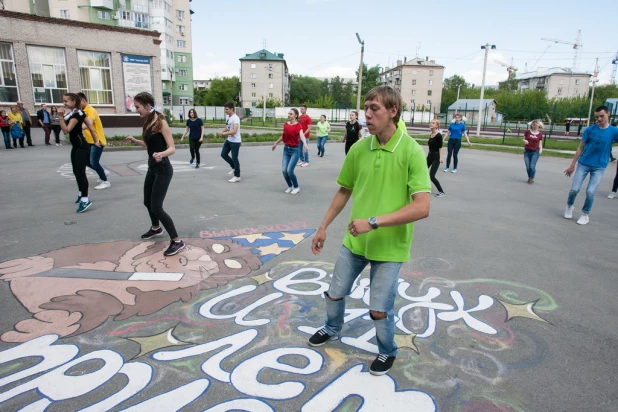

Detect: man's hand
[272, 143, 277, 151]
[348, 219, 372, 237]
[312, 228, 326, 255]
[564, 165, 575, 177]
[94, 141, 101, 147]
[217, 132, 223, 137]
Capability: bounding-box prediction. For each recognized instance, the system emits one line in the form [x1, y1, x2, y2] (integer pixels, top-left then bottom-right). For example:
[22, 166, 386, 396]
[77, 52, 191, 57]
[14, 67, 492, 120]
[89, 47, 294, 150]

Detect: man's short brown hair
[365, 86, 402, 125]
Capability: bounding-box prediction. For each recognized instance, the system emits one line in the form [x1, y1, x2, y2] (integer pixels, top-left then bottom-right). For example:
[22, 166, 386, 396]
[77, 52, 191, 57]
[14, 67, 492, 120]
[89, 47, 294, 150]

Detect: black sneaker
[164, 240, 186, 256]
[308, 328, 338, 347]
[369, 354, 396, 376]
[141, 227, 165, 240]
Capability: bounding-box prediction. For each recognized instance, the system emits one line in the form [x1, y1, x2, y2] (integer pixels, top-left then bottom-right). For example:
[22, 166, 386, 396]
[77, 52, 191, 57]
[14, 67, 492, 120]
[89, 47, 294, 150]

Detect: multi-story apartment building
[240, 49, 290, 109]
[194, 79, 212, 90]
[515, 68, 591, 99]
[380, 57, 445, 114]
[5, 0, 194, 106]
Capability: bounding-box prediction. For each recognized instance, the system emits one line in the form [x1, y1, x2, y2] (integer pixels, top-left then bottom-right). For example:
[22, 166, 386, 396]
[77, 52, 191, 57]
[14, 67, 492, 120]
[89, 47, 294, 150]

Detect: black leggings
[345, 139, 358, 155]
[51, 125, 61, 144]
[612, 164, 618, 192]
[189, 139, 202, 164]
[71, 146, 90, 197]
[144, 158, 178, 239]
[446, 139, 462, 169]
[427, 155, 444, 193]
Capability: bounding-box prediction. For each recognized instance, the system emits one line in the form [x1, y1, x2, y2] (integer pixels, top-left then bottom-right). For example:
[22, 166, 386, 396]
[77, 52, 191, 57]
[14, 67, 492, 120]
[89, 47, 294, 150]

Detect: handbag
[11, 124, 23, 139]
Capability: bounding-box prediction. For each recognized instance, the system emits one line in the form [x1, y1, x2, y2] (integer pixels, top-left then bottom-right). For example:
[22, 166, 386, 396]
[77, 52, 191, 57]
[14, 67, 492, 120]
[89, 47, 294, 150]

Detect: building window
[176, 10, 185, 20]
[412, 70, 417, 75]
[251, 102, 256, 107]
[251, 73, 256, 79]
[177, 55, 186, 63]
[176, 25, 185, 33]
[269, 93, 273, 98]
[251, 83, 256, 88]
[179, 97, 189, 105]
[560, 79, 564, 85]
[557, 88, 562, 95]
[97, 11, 111, 20]
[179, 69, 188, 76]
[268, 83, 273, 89]
[176, 40, 186, 48]
[412, 79, 416, 85]
[429, 69, 434, 76]
[250, 64, 256, 69]
[78, 51, 113, 105]
[427, 100, 432, 105]
[268, 73, 273, 79]
[27, 46, 67, 104]
[411, 90, 416, 95]
[179, 84, 188, 91]
[60, 9, 70, 19]
[428, 80, 433, 85]
[575, 79, 580, 85]
[574, 88, 578, 94]
[0, 43, 19, 103]
[251, 92, 256, 98]
[162, 82, 167, 90]
[427, 90, 432, 96]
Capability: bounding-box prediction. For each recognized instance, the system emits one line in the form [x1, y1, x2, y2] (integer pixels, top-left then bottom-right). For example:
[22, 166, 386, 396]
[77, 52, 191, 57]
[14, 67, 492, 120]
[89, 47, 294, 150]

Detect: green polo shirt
[336, 127, 431, 262]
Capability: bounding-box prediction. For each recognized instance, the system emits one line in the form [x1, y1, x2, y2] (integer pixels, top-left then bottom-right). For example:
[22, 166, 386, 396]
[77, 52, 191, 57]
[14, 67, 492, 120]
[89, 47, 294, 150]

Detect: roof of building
[515, 67, 591, 81]
[448, 99, 496, 110]
[240, 49, 286, 62]
[0, 9, 161, 37]
[381, 57, 444, 74]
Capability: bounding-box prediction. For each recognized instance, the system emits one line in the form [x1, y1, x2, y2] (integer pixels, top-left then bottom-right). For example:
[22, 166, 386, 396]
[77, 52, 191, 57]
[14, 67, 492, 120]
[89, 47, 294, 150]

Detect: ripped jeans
[323, 245, 402, 357]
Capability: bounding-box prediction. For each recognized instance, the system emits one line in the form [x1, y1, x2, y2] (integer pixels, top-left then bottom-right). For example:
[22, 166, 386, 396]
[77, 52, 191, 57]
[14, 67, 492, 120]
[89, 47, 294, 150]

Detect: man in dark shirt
[343, 111, 362, 155]
[17, 101, 34, 146]
[37, 104, 52, 146]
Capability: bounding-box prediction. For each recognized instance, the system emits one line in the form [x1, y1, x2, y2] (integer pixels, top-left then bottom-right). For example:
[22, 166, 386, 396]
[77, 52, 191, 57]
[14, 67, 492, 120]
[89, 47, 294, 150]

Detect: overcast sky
[190, 0, 618, 86]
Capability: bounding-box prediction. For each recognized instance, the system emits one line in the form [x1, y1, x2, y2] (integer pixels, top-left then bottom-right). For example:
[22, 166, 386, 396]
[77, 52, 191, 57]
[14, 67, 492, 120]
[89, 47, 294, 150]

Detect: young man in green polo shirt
[310, 85, 431, 376]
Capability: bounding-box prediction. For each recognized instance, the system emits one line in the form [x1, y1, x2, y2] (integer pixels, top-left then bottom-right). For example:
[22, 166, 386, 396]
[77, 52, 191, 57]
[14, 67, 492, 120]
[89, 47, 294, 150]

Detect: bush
[163, 108, 173, 124]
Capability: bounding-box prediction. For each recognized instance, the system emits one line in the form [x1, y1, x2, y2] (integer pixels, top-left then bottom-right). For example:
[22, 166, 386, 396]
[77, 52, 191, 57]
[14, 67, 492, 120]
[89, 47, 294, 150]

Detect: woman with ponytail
[58, 92, 98, 213]
[125, 92, 185, 256]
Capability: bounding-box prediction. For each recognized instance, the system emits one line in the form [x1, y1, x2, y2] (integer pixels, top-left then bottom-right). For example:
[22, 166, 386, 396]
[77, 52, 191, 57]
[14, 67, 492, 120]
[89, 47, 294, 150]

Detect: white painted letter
[120, 379, 209, 411]
[273, 268, 329, 296]
[203, 398, 274, 412]
[199, 285, 282, 326]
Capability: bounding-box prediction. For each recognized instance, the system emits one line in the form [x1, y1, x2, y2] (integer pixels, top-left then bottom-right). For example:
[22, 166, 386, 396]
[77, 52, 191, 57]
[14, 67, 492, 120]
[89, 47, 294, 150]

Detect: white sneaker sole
[308, 335, 338, 347]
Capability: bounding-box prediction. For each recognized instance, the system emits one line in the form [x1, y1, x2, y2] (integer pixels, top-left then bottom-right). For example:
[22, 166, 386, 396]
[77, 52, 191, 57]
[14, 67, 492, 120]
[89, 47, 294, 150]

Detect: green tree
[342, 80, 354, 106]
[203, 77, 240, 106]
[312, 95, 334, 109]
[331, 76, 344, 102]
[356, 63, 382, 96]
[193, 89, 208, 106]
[255, 97, 283, 108]
[290, 75, 324, 105]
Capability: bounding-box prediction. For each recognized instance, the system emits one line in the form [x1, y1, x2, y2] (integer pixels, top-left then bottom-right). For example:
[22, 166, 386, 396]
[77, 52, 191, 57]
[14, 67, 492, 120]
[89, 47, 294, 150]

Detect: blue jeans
[299, 138, 309, 163]
[523, 149, 540, 179]
[89, 145, 107, 181]
[567, 163, 606, 213]
[317, 136, 327, 154]
[324, 246, 402, 357]
[446, 139, 462, 169]
[282, 145, 300, 188]
[221, 140, 241, 177]
[2, 130, 9, 149]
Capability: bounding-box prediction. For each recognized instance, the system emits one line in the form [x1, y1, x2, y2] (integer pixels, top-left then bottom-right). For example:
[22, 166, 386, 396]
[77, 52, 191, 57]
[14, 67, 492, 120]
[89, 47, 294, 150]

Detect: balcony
[90, 0, 114, 9]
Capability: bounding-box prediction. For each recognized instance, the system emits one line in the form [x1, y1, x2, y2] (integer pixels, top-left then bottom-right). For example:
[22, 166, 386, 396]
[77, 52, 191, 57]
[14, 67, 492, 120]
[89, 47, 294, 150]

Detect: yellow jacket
[7, 112, 23, 129]
[82, 104, 106, 145]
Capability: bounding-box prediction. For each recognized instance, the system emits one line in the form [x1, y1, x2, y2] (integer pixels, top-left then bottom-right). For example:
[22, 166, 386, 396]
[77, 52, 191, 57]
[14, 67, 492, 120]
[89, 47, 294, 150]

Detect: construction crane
[494, 59, 518, 80]
[609, 52, 618, 84]
[531, 45, 551, 71]
[541, 30, 582, 71]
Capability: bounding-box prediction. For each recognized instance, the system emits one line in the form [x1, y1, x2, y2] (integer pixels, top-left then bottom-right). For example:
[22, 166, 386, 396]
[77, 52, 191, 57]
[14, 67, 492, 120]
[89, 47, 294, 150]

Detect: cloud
[205, 52, 216, 58]
[461, 70, 508, 87]
[194, 62, 238, 80]
[311, 66, 357, 79]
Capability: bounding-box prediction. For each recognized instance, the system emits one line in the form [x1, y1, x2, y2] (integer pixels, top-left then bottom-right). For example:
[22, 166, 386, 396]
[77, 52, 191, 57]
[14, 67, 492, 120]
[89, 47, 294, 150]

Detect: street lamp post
[477, 43, 496, 137]
[263, 64, 273, 124]
[356, 33, 364, 112]
[586, 58, 599, 127]
[168, 67, 174, 110]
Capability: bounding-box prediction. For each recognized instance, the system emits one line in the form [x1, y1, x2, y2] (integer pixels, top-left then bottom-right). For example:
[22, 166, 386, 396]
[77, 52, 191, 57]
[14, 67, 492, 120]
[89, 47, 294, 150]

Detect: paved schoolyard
[0, 133, 616, 411]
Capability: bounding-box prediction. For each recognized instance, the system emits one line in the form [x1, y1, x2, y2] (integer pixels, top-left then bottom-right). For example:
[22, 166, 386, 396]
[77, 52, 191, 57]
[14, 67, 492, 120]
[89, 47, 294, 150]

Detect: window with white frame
[574, 88, 578, 94]
[428, 80, 433, 85]
[178, 69, 187, 76]
[60, 9, 70, 19]
[268, 73, 273, 79]
[78, 50, 113, 105]
[176, 10, 185, 19]
[427, 100, 432, 105]
[427, 90, 432, 96]
[557, 88, 562, 95]
[179, 97, 189, 105]
[412, 70, 417, 75]
[429, 69, 434, 76]
[250, 64, 256, 69]
[176, 40, 186, 48]
[411, 90, 416, 95]
[575, 79, 580, 85]
[177, 55, 186, 63]
[251, 73, 256, 79]
[0, 43, 19, 103]
[412, 79, 416, 85]
[179, 84, 188, 91]
[176, 25, 185, 33]
[162, 82, 167, 90]
[269, 93, 273, 98]
[251, 83, 256, 88]
[27, 46, 67, 104]
[98, 11, 111, 20]
[560, 79, 564, 85]
[268, 83, 273, 89]
[251, 92, 256, 98]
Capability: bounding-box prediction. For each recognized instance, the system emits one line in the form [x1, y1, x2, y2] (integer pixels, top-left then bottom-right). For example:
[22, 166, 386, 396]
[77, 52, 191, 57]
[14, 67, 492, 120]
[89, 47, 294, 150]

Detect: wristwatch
[368, 217, 378, 230]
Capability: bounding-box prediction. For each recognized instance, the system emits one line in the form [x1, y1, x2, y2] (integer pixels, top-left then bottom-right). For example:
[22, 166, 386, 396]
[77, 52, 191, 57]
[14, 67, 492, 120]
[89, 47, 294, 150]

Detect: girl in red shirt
[272, 108, 308, 194]
[523, 119, 544, 184]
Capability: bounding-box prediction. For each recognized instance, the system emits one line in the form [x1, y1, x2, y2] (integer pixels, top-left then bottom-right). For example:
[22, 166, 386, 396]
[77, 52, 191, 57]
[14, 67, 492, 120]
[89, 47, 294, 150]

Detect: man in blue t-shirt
[564, 106, 618, 225]
[443, 113, 471, 173]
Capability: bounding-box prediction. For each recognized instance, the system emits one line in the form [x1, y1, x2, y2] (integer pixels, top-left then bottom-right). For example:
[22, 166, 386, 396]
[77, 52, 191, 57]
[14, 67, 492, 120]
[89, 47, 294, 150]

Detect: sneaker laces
[377, 354, 388, 362]
[317, 328, 328, 336]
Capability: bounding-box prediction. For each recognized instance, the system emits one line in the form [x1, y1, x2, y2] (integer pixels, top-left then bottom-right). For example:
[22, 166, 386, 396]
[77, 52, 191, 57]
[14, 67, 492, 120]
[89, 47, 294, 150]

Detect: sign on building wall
[122, 55, 152, 113]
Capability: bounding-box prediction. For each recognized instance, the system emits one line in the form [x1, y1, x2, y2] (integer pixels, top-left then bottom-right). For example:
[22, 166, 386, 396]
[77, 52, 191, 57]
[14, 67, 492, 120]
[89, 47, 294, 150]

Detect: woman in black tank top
[427, 119, 445, 197]
[125, 92, 185, 257]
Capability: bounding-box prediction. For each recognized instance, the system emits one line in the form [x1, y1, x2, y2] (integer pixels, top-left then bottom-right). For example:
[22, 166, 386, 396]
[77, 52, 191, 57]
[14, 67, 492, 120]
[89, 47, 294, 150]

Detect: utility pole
[356, 33, 364, 112]
[586, 58, 599, 127]
[456, 85, 461, 113]
[477, 43, 496, 137]
[263, 64, 272, 123]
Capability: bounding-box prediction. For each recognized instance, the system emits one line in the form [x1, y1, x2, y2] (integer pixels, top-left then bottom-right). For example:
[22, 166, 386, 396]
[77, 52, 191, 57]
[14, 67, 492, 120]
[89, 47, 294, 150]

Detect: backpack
[11, 124, 23, 139]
